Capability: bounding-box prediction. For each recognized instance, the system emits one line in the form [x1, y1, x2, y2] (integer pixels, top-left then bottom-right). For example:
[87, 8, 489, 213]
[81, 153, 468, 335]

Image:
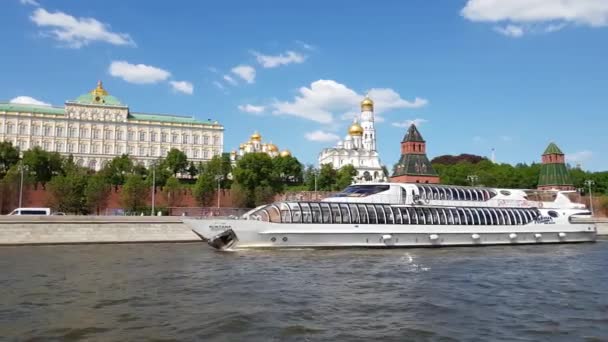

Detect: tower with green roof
[390, 124, 440, 184]
[537, 142, 574, 191]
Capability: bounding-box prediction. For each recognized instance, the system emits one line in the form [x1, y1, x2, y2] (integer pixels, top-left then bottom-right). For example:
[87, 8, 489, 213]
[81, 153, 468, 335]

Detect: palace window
[19, 124, 27, 135]
[80, 128, 89, 138]
[203, 150, 209, 159]
[213, 136, 219, 145]
[193, 149, 199, 158]
[56, 126, 64, 137]
[104, 145, 111, 154]
[116, 130, 123, 140]
[79, 144, 87, 153]
[116, 145, 123, 154]
[92, 145, 99, 153]
[128, 145, 134, 155]
[139, 147, 145, 156]
[172, 134, 178, 143]
[139, 131, 146, 142]
[56, 142, 63, 152]
[182, 134, 188, 144]
[32, 126, 40, 136]
[43, 141, 50, 150]
[69, 127, 77, 138]
[128, 131, 134, 141]
[160, 147, 167, 156]
[93, 129, 100, 139]
[161, 133, 167, 142]
[18, 140, 26, 149]
[6, 123, 14, 134]
[68, 143, 74, 153]
[151, 132, 157, 142]
[203, 135, 209, 144]
[193, 135, 199, 144]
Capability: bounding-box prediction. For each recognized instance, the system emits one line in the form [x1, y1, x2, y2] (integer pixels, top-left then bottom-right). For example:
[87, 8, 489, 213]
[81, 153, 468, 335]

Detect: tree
[121, 175, 148, 213]
[230, 181, 250, 208]
[163, 148, 188, 176]
[201, 155, 232, 188]
[85, 173, 111, 215]
[303, 165, 318, 191]
[101, 154, 135, 189]
[22, 147, 64, 188]
[163, 176, 183, 207]
[317, 163, 337, 191]
[0, 141, 20, 179]
[187, 161, 198, 178]
[233, 152, 281, 192]
[193, 172, 216, 206]
[47, 168, 88, 214]
[335, 164, 357, 190]
[254, 185, 275, 206]
[273, 155, 303, 184]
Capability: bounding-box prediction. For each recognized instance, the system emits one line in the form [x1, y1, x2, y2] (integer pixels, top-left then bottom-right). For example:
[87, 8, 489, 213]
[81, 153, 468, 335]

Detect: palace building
[317, 97, 386, 182]
[0, 81, 224, 170]
[537, 142, 574, 191]
[391, 123, 440, 184]
[230, 131, 292, 163]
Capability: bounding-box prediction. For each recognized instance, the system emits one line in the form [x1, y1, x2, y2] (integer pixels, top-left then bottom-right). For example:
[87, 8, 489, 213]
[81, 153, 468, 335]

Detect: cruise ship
[182, 183, 597, 250]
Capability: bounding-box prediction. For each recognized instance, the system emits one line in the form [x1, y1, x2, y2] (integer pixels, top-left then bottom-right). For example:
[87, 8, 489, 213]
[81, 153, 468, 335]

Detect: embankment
[0, 216, 201, 245]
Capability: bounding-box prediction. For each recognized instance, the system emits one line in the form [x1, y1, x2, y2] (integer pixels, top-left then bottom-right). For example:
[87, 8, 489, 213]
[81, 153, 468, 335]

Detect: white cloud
[30, 8, 134, 48]
[170, 80, 193, 95]
[231, 65, 256, 84]
[494, 25, 524, 37]
[223, 75, 237, 86]
[304, 130, 341, 142]
[253, 50, 306, 68]
[109, 61, 171, 84]
[20, 0, 40, 6]
[392, 118, 428, 128]
[9, 96, 50, 106]
[272, 79, 428, 124]
[462, 0, 608, 37]
[238, 104, 265, 114]
[566, 150, 593, 164]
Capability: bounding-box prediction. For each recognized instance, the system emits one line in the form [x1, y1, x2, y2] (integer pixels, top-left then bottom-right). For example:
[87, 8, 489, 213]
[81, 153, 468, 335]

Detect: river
[1, 240, 607, 341]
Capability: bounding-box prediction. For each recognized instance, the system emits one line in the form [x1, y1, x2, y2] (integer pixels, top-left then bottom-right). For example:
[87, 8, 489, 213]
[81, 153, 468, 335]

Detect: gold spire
[348, 120, 364, 136]
[361, 96, 374, 111]
[91, 80, 109, 97]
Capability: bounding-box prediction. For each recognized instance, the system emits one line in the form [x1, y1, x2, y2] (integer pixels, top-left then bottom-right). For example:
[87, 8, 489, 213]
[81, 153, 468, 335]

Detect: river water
[1, 240, 607, 341]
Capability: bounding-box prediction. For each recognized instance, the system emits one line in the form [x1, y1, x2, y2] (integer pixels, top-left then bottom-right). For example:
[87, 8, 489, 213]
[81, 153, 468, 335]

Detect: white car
[8, 208, 52, 216]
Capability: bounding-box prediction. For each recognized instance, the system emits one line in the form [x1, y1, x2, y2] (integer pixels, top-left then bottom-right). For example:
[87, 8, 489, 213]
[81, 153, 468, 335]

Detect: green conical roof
[402, 124, 425, 142]
[538, 163, 572, 187]
[543, 142, 563, 155]
[392, 154, 437, 177]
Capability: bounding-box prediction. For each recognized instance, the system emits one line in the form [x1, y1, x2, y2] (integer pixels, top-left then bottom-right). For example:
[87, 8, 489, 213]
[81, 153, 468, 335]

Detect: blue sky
[2, 0, 607, 170]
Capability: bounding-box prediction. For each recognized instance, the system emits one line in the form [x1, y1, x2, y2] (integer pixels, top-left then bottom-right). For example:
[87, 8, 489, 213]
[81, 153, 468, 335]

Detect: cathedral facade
[230, 131, 291, 164]
[0, 81, 224, 170]
[318, 97, 386, 182]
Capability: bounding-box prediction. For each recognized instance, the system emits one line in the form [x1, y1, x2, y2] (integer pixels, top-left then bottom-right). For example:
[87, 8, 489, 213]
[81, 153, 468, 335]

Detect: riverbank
[0, 216, 201, 245]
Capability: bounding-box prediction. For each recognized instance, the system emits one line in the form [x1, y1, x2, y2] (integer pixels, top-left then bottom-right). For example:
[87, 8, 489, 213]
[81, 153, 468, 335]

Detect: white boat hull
[183, 218, 597, 249]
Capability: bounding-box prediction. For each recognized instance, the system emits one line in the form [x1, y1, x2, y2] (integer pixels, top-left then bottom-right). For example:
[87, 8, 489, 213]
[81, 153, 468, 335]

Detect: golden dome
[250, 131, 262, 141]
[361, 96, 374, 111]
[267, 143, 279, 152]
[91, 80, 109, 97]
[280, 150, 292, 157]
[348, 121, 364, 136]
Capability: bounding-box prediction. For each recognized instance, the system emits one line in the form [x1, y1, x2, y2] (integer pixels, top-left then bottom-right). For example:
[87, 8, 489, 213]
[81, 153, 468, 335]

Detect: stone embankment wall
[0, 216, 202, 245]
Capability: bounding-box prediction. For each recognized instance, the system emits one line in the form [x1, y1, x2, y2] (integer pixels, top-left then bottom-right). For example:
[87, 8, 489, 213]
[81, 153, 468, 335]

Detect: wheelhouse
[248, 202, 541, 226]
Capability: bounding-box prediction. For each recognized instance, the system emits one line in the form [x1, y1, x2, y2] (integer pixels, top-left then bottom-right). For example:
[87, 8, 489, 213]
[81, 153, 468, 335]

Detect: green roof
[72, 93, 123, 106]
[543, 142, 564, 155]
[0, 102, 65, 115]
[392, 153, 438, 177]
[402, 124, 425, 142]
[538, 163, 572, 187]
[128, 112, 216, 125]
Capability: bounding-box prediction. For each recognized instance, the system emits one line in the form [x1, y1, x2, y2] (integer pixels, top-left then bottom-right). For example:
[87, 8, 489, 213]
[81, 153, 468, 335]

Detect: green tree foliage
[85, 173, 111, 215]
[335, 164, 357, 190]
[163, 148, 188, 176]
[193, 172, 216, 206]
[0, 165, 23, 212]
[187, 161, 198, 178]
[431, 154, 487, 165]
[317, 163, 337, 191]
[120, 175, 148, 213]
[231, 153, 283, 207]
[201, 155, 232, 188]
[100, 154, 135, 188]
[0, 141, 20, 179]
[163, 176, 183, 207]
[22, 147, 64, 188]
[47, 167, 88, 214]
[230, 181, 250, 208]
[254, 185, 275, 206]
[273, 155, 303, 184]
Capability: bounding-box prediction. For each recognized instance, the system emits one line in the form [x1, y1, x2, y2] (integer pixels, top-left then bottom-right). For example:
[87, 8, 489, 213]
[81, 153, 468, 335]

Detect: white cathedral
[318, 97, 386, 182]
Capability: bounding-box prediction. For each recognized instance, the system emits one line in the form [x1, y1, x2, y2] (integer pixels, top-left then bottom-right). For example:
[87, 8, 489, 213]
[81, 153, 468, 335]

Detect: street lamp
[150, 160, 157, 216]
[584, 179, 595, 216]
[215, 175, 223, 208]
[467, 175, 479, 187]
[18, 161, 26, 209]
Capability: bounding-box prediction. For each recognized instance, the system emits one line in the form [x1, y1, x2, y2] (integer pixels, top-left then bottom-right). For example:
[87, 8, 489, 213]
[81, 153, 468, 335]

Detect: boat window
[506, 209, 515, 225]
[386, 206, 395, 224]
[291, 203, 302, 223]
[482, 208, 492, 225]
[340, 204, 351, 224]
[426, 208, 435, 224]
[376, 205, 386, 224]
[468, 208, 478, 225]
[349, 204, 360, 223]
[320, 204, 332, 223]
[439, 209, 448, 225]
[491, 209, 502, 225]
[512, 209, 522, 225]
[418, 186, 426, 201]
[367, 204, 377, 224]
[432, 187, 439, 200]
[330, 185, 391, 198]
[330, 204, 341, 223]
[447, 188, 454, 201]
[447, 209, 455, 224]
[408, 208, 418, 224]
[401, 188, 408, 204]
[358, 204, 369, 224]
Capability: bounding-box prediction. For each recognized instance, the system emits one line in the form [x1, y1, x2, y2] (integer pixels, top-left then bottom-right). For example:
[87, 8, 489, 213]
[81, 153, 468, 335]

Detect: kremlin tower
[391, 124, 440, 184]
[537, 142, 574, 191]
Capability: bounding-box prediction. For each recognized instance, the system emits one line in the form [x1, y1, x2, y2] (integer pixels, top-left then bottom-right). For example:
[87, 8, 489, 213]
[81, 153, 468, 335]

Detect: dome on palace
[250, 131, 262, 141]
[361, 96, 374, 111]
[280, 150, 292, 157]
[348, 121, 364, 136]
[73, 81, 123, 106]
[267, 143, 279, 152]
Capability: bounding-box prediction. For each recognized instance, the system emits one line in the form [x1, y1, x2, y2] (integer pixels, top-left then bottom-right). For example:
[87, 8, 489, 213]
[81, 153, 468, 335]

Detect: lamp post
[18, 160, 25, 209]
[314, 170, 318, 201]
[584, 179, 595, 216]
[467, 175, 479, 187]
[150, 162, 156, 216]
